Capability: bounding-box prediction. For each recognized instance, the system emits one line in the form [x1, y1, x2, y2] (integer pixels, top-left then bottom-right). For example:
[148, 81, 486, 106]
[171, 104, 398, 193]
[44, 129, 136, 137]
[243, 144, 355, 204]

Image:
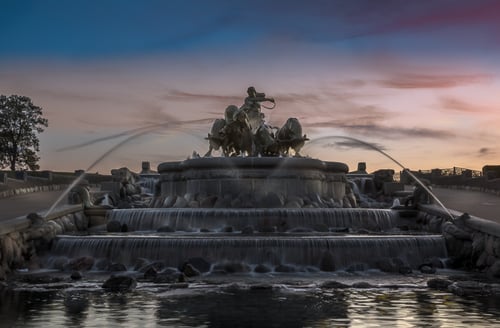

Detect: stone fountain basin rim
[54, 234, 444, 240]
[158, 157, 349, 173]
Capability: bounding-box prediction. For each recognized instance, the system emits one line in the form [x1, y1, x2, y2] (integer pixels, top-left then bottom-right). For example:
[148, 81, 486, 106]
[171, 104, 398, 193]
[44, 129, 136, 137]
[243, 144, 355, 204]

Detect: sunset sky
[1, 0, 499, 174]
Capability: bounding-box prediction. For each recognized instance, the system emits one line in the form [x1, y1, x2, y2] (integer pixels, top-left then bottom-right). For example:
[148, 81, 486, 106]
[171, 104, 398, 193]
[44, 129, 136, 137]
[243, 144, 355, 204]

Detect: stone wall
[417, 205, 500, 278]
[0, 209, 88, 280]
[0, 184, 69, 199]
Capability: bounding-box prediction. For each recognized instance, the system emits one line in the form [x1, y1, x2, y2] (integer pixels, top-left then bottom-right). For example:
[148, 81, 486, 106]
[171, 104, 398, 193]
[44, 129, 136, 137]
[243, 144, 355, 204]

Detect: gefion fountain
[46, 87, 447, 276]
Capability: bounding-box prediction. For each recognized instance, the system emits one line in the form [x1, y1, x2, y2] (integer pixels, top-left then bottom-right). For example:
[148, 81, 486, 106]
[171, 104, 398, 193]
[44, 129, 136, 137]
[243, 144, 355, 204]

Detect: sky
[1, 0, 499, 174]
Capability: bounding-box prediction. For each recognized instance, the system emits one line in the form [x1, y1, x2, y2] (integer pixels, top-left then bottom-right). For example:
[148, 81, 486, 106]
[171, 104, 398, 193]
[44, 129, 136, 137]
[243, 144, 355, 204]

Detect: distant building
[482, 165, 500, 180]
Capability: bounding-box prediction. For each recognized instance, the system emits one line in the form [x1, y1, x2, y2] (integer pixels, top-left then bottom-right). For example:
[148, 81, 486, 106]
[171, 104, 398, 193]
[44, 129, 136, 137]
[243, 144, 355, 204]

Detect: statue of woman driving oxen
[205, 87, 308, 157]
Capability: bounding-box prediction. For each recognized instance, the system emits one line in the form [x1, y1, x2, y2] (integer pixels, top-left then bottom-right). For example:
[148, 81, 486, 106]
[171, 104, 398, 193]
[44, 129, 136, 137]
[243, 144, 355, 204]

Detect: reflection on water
[1, 285, 500, 327]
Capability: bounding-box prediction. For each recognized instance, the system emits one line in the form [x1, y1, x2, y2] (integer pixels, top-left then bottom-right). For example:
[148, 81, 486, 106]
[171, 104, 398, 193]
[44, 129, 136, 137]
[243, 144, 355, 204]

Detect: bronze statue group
[205, 87, 308, 157]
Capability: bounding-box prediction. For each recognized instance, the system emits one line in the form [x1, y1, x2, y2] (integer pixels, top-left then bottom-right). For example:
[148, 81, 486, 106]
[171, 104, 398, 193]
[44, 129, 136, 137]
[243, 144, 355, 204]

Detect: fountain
[3, 87, 500, 327]
[43, 87, 449, 275]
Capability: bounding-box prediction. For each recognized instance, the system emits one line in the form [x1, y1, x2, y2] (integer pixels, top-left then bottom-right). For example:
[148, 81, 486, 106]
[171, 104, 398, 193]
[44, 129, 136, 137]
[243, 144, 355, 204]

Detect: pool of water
[1, 273, 500, 327]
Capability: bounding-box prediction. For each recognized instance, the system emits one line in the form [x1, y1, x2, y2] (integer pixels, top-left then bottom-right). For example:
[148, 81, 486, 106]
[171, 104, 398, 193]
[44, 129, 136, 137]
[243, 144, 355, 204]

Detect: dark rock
[95, 259, 111, 271]
[184, 257, 211, 273]
[200, 228, 212, 233]
[22, 274, 63, 284]
[425, 257, 445, 269]
[258, 225, 276, 233]
[173, 197, 188, 208]
[346, 263, 366, 272]
[376, 258, 398, 273]
[330, 227, 349, 233]
[52, 257, 68, 271]
[66, 256, 94, 271]
[188, 201, 199, 208]
[320, 281, 349, 289]
[120, 223, 129, 232]
[214, 197, 231, 208]
[241, 226, 254, 235]
[154, 272, 184, 283]
[488, 260, 500, 278]
[222, 226, 233, 233]
[70, 271, 82, 280]
[320, 251, 336, 272]
[313, 223, 329, 232]
[427, 278, 453, 290]
[116, 201, 132, 209]
[259, 192, 284, 208]
[108, 263, 127, 272]
[143, 267, 158, 279]
[284, 201, 301, 208]
[250, 284, 274, 290]
[213, 262, 251, 273]
[181, 263, 200, 277]
[157, 225, 175, 233]
[275, 264, 296, 273]
[163, 195, 176, 208]
[398, 265, 412, 274]
[254, 264, 272, 273]
[448, 281, 490, 297]
[419, 265, 436, 274]
[352, 282, 374, 288]
[442, 221, 472, 240]
[102, 275, 137, 292]
[106, 220, 122, 233]
[139, 261, 166, 273]
[200, 195, 218, 208]
[288, 227, 314, 233]
[133, 258, 149, 271]
[170, 282, 189, 288]
[27, 213, 45, 226]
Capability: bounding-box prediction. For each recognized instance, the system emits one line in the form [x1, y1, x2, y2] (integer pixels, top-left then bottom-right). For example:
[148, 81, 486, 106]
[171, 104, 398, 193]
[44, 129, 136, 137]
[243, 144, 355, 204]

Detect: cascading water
[305, 135, 456, 221]
[48, 234, 447, 271]
[38, 154, 450, 276]
[107, 208, 399, 232]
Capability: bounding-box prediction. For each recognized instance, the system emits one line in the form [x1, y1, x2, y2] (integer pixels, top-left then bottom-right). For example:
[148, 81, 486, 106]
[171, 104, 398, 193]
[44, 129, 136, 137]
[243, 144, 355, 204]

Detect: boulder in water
[70, 271, 82, 280]
[200, 195, 218, 208]
[184, 257, 211, 273]
[241, 226, 254, 235]
[320, 281, 349, 289]
[427, 278, 453, 290]
[65, 256, 94, 271]
[102, 275, 137, 292]
[213, 262, 251, 273]
[106, 220, 122, 232]
[254, 264, 272, 273]
[181, 263, 200, 277]
[108, 263, 127, 272]
[320, 251, 335, 272]
[275, 264, 296, 273]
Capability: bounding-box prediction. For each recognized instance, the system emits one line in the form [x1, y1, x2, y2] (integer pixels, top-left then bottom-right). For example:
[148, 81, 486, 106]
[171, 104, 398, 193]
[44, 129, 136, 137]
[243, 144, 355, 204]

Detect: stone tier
[157, 157, 349, 203]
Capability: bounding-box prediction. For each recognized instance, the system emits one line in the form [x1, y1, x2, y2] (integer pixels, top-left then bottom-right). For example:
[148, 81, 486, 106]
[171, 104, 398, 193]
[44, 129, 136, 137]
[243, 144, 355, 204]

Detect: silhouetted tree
[0, 95, 48, 171]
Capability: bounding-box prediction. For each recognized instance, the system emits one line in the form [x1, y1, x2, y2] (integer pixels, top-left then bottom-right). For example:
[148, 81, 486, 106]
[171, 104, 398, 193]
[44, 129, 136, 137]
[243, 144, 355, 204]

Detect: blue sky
[1, 0, 500, 173]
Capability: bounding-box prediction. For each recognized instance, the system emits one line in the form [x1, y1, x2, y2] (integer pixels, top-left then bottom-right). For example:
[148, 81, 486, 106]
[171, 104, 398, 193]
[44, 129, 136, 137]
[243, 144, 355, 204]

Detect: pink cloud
[439, 96, 493, 113]
[377, 73, 492, 89]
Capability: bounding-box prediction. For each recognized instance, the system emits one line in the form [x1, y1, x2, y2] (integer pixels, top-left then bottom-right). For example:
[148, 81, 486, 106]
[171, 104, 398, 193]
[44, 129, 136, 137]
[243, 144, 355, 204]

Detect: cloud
[321, 140, 387, 151]
[305, 120, 455, 140]
[163, 90, 241, 104]
[439, 96, 492, 113]
[377, 73, 492, 89]
[478, 147, 495, 157]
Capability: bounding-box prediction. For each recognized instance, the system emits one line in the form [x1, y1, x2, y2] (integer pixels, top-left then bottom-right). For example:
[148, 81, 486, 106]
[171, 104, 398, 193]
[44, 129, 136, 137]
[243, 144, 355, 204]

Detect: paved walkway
[0, 190, 67, 221]
[429, 187, 500, 224]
